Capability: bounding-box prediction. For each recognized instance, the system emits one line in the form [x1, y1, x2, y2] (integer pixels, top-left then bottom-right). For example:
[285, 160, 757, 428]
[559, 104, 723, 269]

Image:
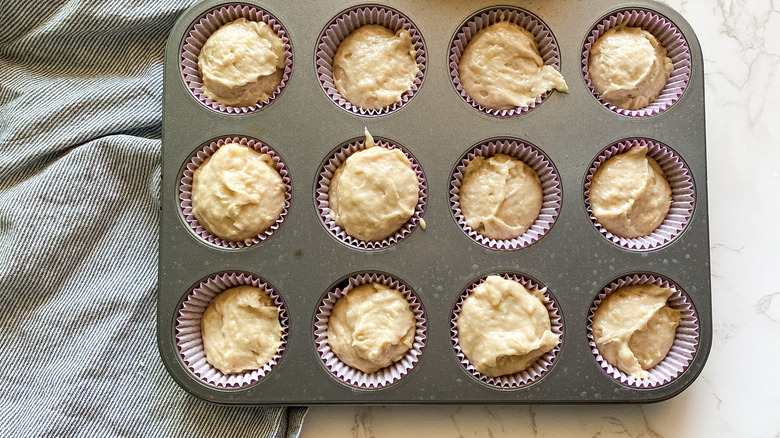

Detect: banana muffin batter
[198, 18, 286, 107]
[201, 286, 283, 374]
[457, 275, 558, 377]
[333, 25, 418, 110]
[327, 282, 416, 374]
[588, 26, 674, 110]
[592, 284, 681, 379]
[459, 154, 543, 240]
[459, 21, 568, 111]
[191, 143, 285, 242]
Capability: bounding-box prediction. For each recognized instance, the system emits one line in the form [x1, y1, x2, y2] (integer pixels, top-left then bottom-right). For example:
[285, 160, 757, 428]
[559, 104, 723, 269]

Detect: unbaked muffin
[327, 282, 416, 373]
[588, 26, 673, 110]
[333, 25, 418, 110]
[198, 18, 286, 107]
[592, 283, 681, 379]
[456, 275, 558, 377]
[201, 285, 283, 374]
[589, 146, 671, 238]
[328, 130, 419, 242]
[459, 154, 542, 240]
[191, 143, 285, 242]
[458, 21, 568, 111]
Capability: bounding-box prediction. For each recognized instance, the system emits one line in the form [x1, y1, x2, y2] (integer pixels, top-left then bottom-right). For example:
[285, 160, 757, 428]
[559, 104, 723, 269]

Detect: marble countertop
[299, 0, 780, 436]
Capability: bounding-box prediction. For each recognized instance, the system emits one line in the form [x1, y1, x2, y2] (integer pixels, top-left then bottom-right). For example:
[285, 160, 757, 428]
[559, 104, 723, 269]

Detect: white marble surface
[299, 0, 780, 436]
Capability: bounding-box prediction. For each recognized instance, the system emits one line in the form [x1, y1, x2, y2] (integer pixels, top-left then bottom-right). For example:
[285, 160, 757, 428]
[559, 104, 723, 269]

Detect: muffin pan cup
[583, 138, 695, 251]
[181, 4, 293, 114]
[450, 138, 562, 250]
[314, 272, 427, 389]
[451, 273, 563, 388]
[316, 137, 427, 250]
[179, 136, 292, 249]
[315, 5, 427, 116]
[587, 273, 699, 389]
[175, 272, 289, 388]
[448, 6, 563, 118]
[582, 9, 692, 117]
[159, 0, 711, 405]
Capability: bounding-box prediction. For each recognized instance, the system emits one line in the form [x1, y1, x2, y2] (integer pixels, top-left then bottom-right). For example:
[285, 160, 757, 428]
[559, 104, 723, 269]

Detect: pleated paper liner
[316, 137, 426, 249]
[316, 5, 426, 116]
[179, 136, 292, 249]
[449, 6, 562, 118]
[175, 271, 289, 388]
[450, 138, 561, 250]
[587, 273, 699, 388]
[451, 273, 563, 388]
[313, 272, 427, 389]
[584, 138, 695, 250]
[181, 4, 292, 114]
[582, 9, 691, 117]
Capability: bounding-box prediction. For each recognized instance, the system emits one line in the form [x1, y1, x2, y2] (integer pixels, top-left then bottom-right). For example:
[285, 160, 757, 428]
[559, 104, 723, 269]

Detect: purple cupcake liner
[449, 7, 562, 118]
[315, 6, 426, 116]
[175, 272, 289, 388]
[587, 273, 699, 389]
[314, 273, 427, 389]
[451, 273, 563, 388]
[584, 138, 694, 250]
[582, 9, 691, 117]
[316, 138, 426, 249]
[181, 4, 292, 114]
[179, 136, 292, 249]
[450, 139, 561, 250]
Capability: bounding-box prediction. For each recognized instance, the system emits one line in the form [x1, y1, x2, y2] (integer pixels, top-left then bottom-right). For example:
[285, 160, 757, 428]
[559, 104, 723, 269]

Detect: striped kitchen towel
[0, 0, 306, 436]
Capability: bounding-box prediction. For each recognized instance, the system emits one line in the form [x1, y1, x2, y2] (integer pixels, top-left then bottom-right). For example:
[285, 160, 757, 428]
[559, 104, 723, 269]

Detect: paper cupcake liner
[450, 139, 561, 250]
[175, 272, 289, 388]
[315, 6, 426, 116]
[179, 136, 292, 249]
[587, 273, 699, 389]
[582, 9, 691, 117]
[584, 138, 694, 250]
[314, 272, 427, 389]
[181, 4, 293, 114]
[316, 138, 426, 249]
[451, 273, 563, 388]
[449, 7, 561, 118]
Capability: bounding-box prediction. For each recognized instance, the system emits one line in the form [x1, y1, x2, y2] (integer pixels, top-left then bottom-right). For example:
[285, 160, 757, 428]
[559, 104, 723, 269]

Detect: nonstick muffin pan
[158, 0, 711, 404]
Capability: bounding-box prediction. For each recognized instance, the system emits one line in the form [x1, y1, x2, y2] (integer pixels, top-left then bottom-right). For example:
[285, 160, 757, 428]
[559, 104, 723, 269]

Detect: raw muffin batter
[191, 143, 285, 242]
[201, 286, 283, 374]
[588, 26, 674, 110]
[329, 129, 418, 242]
[327, 282, 416, 374]
[589, 146, 671, 238]
[458, 21, 568, 111]
[592, 284, 681, 379]
[333, 25, 418, 110]
[457, 275, 558, 377]
[459, 154, 543, 240]
[198, 18, 286, 107]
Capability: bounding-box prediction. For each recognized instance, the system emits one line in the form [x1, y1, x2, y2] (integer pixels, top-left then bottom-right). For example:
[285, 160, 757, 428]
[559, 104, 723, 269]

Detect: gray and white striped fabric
[0, 1, 306, 435]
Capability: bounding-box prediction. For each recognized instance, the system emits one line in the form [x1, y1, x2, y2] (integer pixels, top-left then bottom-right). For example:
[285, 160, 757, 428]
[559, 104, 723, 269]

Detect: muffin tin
[158, 0, 711, 404]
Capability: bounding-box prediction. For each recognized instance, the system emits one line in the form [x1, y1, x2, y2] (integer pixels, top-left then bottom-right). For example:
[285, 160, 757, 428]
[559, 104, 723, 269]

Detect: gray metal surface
[158, 0, 711, 404]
